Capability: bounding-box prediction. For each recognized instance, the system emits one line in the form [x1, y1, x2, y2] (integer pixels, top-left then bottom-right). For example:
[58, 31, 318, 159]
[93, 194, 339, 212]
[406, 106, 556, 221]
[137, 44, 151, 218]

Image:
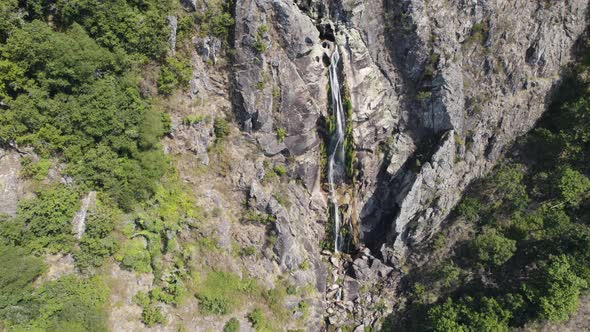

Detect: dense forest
[0, 1, 231, 330]
[385, 35, 590, 331]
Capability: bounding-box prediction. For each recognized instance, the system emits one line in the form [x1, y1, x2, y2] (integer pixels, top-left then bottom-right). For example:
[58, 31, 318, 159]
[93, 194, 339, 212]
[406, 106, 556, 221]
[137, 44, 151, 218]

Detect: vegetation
[224, 317, 240, 332]
[0, 245, 46, 317]
[183, 114, 204, 126]
[253, 25, 268, 53]
[276, 127, 287, 142]
[248, 307, 270, 331]
[3, 275, 109, 331]
[194, 271, 258, 315]
[0, 15, 171, 210]
[0, 184, 79, 253]
[214, 117, 230, 142]
[133, 291, 166, 327]
[157, 56, 192, 95]
[20, 157, 51, 180]
[74, 196, 121, 271]
[195, 0, 235, 42]
[387, 38, 590, 331]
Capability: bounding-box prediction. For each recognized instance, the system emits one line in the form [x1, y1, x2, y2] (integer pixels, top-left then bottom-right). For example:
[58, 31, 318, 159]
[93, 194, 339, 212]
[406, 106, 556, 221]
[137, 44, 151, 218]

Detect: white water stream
[327, 49, 346, 253]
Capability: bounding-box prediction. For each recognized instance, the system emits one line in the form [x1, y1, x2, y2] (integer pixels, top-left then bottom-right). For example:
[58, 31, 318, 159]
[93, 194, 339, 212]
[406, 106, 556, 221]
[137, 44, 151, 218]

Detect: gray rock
[167, 15, 177, 55]
[0, 150, 22, 216]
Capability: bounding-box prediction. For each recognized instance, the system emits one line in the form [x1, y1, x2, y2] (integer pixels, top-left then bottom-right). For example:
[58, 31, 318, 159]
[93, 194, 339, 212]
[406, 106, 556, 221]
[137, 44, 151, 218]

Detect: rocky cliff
[225, 0, 587, 328]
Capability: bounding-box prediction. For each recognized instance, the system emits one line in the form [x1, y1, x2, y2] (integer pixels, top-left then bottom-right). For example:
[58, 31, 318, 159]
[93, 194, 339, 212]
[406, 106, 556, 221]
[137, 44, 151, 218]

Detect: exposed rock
[180, 0, 197, 11]
[167, 15, 177, 55]
[0, 150, 23, 216]
[72, 191, 97, 240]
[199, 37, 222, 64]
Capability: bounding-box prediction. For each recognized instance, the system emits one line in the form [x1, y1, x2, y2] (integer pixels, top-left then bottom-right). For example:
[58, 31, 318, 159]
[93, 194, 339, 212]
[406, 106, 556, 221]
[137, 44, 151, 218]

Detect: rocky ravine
[229, 0, 588, 328]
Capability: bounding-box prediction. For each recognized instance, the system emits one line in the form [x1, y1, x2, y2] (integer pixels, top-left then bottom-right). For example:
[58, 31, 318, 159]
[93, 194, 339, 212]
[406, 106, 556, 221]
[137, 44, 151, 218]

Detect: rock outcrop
[228, 0, 588, 328]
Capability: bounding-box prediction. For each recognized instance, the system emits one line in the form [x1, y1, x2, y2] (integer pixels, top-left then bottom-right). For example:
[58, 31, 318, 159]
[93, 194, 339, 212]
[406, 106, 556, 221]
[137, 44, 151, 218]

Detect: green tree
[427, 299, 466, 332]
[557, 167, 590, 207]
[472, 229, 516, 266]
[0, 245, 46, 314]
[224, 317, 240, 332]
[157, 56, 192, 95]
[524, 255, 587, 321]
[0, 185, 79, 253]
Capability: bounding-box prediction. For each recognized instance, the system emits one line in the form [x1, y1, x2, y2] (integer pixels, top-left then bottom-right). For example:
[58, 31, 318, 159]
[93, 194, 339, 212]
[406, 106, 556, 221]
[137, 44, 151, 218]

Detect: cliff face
[226, 0, 587, 327]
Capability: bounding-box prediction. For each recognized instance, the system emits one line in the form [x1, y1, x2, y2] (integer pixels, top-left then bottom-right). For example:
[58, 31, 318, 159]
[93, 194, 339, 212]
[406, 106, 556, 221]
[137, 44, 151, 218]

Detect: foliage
[247, 307, 270, 331]
[524, 255, 587, 322]
[224, 317, 240, 332]
[116, 237, 152, 273]
[427, 297, 510, 332]
[273, 165, 287, 177]
[0, 15, 170, 211]
[51, 0, 173, 58]
[133, 291, 166, 327]
[183, 114, 204, 126]
[5, 275, 109, 331]
[276, 127, 286, 142]
[472, 229, 516, 266]
[456, 197, 481, 222]
[194, 271, 258, 315]
[196, 0, 235, 42]
[0, 184, 79, 253]
[0, 245, 46, 316]
[438, 262, 460, 288]
[243, 209, 276, 224]
[157, 56, 192, 95]
[557, 167, 590, 207]
[214, 117, 230, 141]
[19, 157, 51, 181]
[74, 197, 121, 271]
[253, 25, 268, 53]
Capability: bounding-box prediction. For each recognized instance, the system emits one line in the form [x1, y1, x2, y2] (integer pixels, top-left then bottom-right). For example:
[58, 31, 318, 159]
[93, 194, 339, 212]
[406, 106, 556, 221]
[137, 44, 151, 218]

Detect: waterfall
[327, 49, 346, 253]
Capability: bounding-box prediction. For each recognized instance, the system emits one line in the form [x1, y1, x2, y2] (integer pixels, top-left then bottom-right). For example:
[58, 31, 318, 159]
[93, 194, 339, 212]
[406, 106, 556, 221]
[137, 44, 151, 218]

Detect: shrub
[183, 114, 204, 126]
[557, 167, 590, 207]
[247, 308, 268, 330]
[223, 318, 240, 332]
[158, 56, 192, 95]
[74, 198, 121, 270]
[472, 229, 516, 266]
[20, 157, 51, 180]
[276, 127, 286, 142]
[214, 118, 230, 141]
[194, 271, 258, 315]
[133, 291, 166, 327]
[0, 184, 79, 253]
[141, 304, 166, 327]
[431, 233, 446, 251]
[416, 91, 431, 102]
[438, 261, 461, 287]
[253, 27, 267, 53]
[456, 197, 482, 222]
[0, 19, 170, 211]
[0, 245, 46, 314]
[197, 1, 235, 41]
[524, 255, 587, 322]
[116, 237, 152, 273]
[273, 165, 287, 177]
[8, 275, 110, 331]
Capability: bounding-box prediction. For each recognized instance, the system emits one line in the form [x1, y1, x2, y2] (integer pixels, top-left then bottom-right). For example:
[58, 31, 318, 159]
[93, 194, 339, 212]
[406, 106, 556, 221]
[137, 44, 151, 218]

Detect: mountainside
[0, 0, 588, 331]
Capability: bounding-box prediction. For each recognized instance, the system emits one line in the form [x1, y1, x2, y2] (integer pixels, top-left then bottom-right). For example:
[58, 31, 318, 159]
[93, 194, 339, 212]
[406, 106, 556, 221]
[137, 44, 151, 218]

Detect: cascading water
[327, 49, 346, 253]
